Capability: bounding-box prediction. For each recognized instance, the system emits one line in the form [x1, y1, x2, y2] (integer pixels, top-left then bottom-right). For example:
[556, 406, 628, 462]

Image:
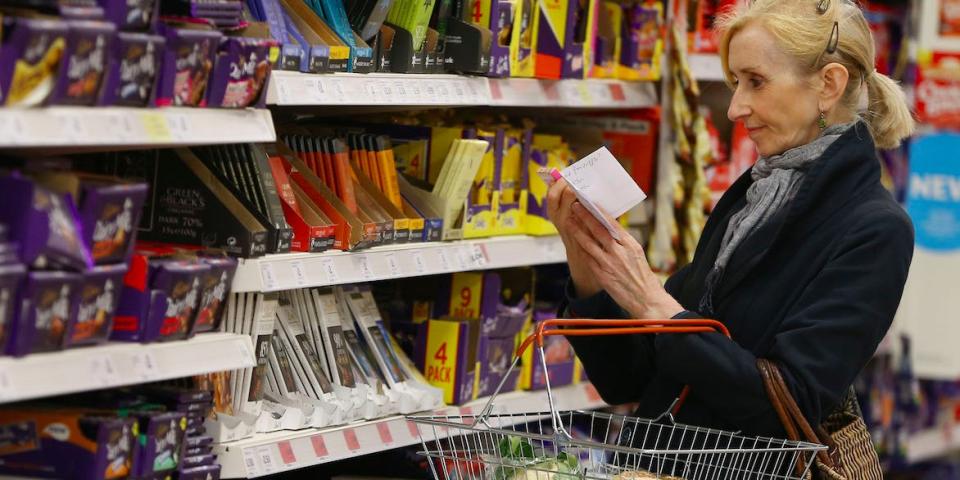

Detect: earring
[818, 111, 827, 130]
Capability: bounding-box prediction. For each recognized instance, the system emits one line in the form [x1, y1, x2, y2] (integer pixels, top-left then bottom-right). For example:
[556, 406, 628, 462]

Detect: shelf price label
[131, 351, 160, 381]
[411, 251, 427, 274]
[311, 435, 329, 458]
[290, 260, 310, 287]
[320, 258, 339, 284]
[377, 422, 394, 444]
[470, 245, 488, 267]
[260, 263, 279, 291]
[242, 448, 261, 477]
[277, 440, 297, 465]
[343, 429, 361, 451]
[0, 368, 13, 401]
[89, 355, 121, 387]
[437, 249, 452, 272]
[138, 111, 173, 142]
[355, 256, 374, 280]
[384, 253, 402, 277]
[257, 445, 276, 474]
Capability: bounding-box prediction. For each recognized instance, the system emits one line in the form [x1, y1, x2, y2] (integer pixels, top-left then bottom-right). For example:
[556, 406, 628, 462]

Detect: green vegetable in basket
[493, 437, 581, 480]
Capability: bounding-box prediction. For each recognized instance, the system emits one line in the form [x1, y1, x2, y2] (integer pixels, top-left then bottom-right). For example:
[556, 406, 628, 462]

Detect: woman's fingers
[572, 202, 617, 247]
[568, 219, 607, 261]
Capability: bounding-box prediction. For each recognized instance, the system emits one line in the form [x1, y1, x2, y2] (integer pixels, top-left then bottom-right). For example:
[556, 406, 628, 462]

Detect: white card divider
[0, 107, 275, 149]
[0, 333, 256, 404]
[216, 382, 606, 478]
[688, 54, 725, 82]
[231, 235, 567, 293]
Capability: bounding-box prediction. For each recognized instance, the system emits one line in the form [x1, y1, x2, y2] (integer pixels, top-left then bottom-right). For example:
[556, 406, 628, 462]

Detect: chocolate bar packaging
[64, 263, 127, 348]
[181, 452, 215, 469]
[205, 37, 275, 109]
[0, 16, 68, 107]
[0, 410, 137, 479]
[99, 0, 160, 31]
[100, 31, 165, 106]
[112, 256, 208, 343]
[7, 271, 81, 356]
[0, 264, 27, 352]
[179, 464, 221, 480]
[190, 256, 236, 334]
[49, 20, 116, 106]
[0, 175, 92, 272]
[155, 25, 221, 107]
[133, 411, 187, 478]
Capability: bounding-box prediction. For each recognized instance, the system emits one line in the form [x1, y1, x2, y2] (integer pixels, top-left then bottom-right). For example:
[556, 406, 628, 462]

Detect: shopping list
[548, 146, 647, 240]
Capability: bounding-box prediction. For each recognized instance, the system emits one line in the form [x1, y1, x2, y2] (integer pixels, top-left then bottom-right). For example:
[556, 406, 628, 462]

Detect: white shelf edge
[0, 107, 276, 149]
[232, 235, 567, 293]
[267, 71, 658, 109]
[905, 423, 960, 464]
[0, 333, 255, 404]
[217, 382, 606, 478]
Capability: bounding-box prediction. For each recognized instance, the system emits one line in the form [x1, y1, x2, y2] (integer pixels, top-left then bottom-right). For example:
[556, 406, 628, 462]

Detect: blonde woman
[547, 0, 915, 443]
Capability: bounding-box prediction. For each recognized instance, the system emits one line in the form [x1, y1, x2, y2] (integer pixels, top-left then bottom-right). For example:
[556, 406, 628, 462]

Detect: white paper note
[558, 146, 647, 239]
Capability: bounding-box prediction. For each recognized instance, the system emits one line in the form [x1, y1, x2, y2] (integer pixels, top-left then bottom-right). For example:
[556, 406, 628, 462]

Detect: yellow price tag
[138, 112, 172, 142]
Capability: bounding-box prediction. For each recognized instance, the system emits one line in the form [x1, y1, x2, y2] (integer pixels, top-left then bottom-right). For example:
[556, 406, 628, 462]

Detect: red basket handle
[517, 318, 731, 416]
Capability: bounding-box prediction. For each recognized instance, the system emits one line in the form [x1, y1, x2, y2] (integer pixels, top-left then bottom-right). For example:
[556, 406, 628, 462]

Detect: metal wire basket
[408, 319, 828, 480]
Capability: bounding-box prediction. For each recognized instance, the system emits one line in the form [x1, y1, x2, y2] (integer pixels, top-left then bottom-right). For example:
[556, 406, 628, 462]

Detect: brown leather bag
[757, 359, 883, 480]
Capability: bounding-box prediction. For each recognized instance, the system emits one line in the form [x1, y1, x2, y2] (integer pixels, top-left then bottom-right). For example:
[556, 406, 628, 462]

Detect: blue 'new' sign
[907, 133, 960, 252]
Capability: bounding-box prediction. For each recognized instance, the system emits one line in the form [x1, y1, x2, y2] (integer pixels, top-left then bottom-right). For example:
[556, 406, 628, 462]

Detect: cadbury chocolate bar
[0, 16, 68, 107]
[64, 263, 127, 348]
[205, 37, 274, 108]
[49, 20, 115, 106]
[100, 31, 165, 106]
[75, 177, 149, 265]
[134, 412, 187, 478]
[7, 271, 81, 356]
[155, 24, 221, 107]
[190, 256, 236, 334]
[0, 264, 27, 352]
[100, 0, 160, 31]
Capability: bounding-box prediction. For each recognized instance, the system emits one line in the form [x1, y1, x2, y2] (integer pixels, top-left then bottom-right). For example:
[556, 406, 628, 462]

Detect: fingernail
[572, 203, 583, 213]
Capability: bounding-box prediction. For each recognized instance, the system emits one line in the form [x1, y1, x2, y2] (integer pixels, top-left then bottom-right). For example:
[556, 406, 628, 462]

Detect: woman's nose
[727, 91, 750, 122]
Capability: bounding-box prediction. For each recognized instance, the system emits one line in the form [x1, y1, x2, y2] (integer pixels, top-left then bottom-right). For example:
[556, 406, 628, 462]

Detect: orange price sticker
[585, 383, 602, 403]
[377, 422, 394, 444]
[277, 440, 296, 465]
[311, 435, 329, 458]
[343, 429, 361, 451]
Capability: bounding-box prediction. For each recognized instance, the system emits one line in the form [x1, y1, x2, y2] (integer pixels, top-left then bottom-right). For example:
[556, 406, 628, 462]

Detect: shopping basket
[407, 319, 828, 480]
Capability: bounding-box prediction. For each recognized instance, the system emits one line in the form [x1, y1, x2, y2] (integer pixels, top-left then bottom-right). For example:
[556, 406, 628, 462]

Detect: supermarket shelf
[488, 77, 659, 108]
[689, 54, 725, 82]
[905, 423, 960, 464]
[0, 333, 255, 404]
[267, 71, 658, 108]
[268, 71, 493, 106]
[232, 235, 567, 293]
[0, 107, 276, 149]
[217, 382, 606, 478]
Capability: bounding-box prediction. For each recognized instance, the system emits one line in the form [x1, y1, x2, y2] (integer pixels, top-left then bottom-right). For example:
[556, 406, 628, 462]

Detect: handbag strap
[757, 359, 837, 471]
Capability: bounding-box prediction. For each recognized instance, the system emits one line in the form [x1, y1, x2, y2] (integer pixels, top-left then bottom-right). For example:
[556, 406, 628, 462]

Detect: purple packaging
[0, 412, 136, 480]
[185, 445, 212, 457]
[178, 464, 221, 480]
[0, 17, 69, 106]
[99, 0, 160, 31]
[7, 271, 81, 356]
[477, 335, 518, 397]
[181, 453, 216, 469]
[527, 308, 576, 390]
[134, 411, 188, 478]
[100, 31, 165, 106]
[64, 263, 128, 347]
[186, 416, 203, 432]
[49, 20, 115, 106]
[0, 175, 93, 272]
[185, 426, 206, 437]
[205, 37, 275, 108]
[185, 435, 212, 450]
[487, 0, 514, 77]
[112, 259, 208, 343]
[0, 264, 27, 351]
[189, 256, 236, 334]
[155, 24, 221, 107]
[75, 178, 149, 265]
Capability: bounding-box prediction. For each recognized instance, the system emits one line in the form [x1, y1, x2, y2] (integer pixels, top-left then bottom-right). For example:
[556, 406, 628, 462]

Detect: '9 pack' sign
[907, 133, 960, 252]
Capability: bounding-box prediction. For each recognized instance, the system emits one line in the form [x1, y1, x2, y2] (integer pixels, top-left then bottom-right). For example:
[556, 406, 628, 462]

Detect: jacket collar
[713, 121, 881, 304]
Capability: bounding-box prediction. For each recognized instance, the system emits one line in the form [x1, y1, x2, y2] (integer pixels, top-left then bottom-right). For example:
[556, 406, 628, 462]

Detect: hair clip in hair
[826, 21, 839, 53]
[817, 0, 830, 14]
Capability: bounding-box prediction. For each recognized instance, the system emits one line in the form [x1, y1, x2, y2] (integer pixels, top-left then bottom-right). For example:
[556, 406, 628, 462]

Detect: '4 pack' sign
[907, 133, 960, 252]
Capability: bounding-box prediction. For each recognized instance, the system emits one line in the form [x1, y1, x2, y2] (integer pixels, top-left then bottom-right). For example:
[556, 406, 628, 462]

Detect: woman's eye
[750, 77, 763, 88]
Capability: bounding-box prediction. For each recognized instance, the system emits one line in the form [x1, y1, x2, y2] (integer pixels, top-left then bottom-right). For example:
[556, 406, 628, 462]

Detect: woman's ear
[818, 62, 850, 111]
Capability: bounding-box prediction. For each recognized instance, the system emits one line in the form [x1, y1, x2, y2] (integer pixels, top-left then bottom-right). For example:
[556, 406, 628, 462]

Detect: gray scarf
[698, 122, 855, 315]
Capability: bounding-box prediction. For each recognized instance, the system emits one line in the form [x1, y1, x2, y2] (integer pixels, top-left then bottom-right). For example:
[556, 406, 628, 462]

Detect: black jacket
[563, 121, 914, 438]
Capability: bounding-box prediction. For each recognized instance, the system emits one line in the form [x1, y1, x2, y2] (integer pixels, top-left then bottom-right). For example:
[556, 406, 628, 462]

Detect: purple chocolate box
[75, 178, 149, 265]
[155, 25, 222, 107]
[100, 31, 165, 106]
[189, 256, 236, 334]
[206, 37, 275, 108]
[0, 175, 93, 272]
[134, 411, 188, 478]
[0, 264, 27, 352]
[7, 271, 81, 357]
[0, 16, 69, 107]
[49, 20, 115, 106]
[112, 259, 207, 343]
[179, 464, 221, 480]
[99, 0, 160, 31]
[64, 263, 128, 347]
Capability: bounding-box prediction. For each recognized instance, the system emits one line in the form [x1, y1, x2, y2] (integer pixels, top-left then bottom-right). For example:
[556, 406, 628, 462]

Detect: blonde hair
[717, 0, 915, 149]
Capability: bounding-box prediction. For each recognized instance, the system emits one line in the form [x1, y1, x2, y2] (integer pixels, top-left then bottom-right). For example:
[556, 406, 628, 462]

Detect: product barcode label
[89, 355, 121, 387]
[470, 245, 488, 267]
[260, 263, 279, 291]
[411, 251, 427, 274]
[290, 260, 309, 287]
[356, 256, 374, 280]
[242, 448, 261, 476]
[258, 446, 276, 473]
[320, 258, 339, 284]
[437, 249, 452, 271]
[131, 351, 160, 381]
[384, 253, 402, 277]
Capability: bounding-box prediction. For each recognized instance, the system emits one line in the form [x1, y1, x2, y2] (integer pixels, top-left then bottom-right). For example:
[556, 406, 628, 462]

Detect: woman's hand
[566, 201, 685, 319]
[546, 179, 602, 298]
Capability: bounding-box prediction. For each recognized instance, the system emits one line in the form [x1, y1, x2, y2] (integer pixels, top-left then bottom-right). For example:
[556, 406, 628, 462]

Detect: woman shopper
[546, 0, 915, 445]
